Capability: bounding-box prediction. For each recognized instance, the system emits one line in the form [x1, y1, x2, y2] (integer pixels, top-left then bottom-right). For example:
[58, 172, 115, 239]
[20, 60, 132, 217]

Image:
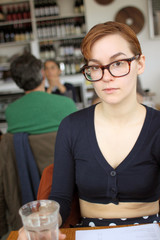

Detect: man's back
[5, 91, 77, 134]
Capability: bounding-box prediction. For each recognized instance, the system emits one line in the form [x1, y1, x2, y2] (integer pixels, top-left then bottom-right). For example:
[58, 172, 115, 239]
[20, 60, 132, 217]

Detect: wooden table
[7, 225, 132, 240]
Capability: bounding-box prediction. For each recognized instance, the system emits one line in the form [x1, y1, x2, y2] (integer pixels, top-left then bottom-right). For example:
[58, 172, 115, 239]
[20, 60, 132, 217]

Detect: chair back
[37, 164, 81, 228]
[0, 132, 57, 234]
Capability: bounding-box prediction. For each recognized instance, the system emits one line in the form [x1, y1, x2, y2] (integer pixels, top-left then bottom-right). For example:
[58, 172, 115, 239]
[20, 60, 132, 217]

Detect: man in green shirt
[5, 53, 77, 134]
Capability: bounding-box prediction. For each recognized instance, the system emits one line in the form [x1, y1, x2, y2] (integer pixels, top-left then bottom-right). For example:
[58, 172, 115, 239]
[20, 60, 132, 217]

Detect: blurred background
[0, 0, 159, 133]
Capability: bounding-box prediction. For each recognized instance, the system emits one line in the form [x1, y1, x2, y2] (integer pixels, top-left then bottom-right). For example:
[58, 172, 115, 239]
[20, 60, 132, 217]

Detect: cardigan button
[110, 171, 116, 176]
[111, 187, 116, 193]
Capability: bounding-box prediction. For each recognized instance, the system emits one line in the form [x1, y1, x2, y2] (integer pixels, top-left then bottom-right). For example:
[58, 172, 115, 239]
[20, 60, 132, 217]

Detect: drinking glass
[19, 199, 59, 240]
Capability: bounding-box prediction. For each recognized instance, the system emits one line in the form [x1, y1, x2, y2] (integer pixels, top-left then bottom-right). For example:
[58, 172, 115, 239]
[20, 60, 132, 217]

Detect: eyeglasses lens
[84, 60, 130, 81]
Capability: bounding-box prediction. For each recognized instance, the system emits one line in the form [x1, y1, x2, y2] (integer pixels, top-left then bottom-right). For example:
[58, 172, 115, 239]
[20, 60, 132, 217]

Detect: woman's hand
[17, 227, 26, 240]
[59, 232, 66, 240]
[17, 227, 66, 240]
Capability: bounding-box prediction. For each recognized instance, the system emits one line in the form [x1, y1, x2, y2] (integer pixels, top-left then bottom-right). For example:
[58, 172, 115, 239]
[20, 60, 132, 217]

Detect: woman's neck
[97, 97, 143, 127]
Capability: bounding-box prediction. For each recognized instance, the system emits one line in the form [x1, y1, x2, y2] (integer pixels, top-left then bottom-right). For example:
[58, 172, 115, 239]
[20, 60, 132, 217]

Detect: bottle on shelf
[65, 60, 71, 75]
[74, 39, 82, 57]
[37, 21, 50, 39]
[51, 20, 56, 37]
[37, 22, 43, 39]
[39, 41, 56, 60]
[0, 5, 5, 22]
[13, 24, 19, 42]
[17, 5, 23, 20]
[45, 21, 52, 38]
[19, 23, 25, 41]
[4, 26, 11, 42]
[64, 59, 81, 75]
[69, 18, 76, 35]
[1, 23, 33, 43]
[58, 39, 82, 60]
[44, 0, 50, 17]
[29, 23, 33, 40]
[0, 26, 5, 43]
[74, 0, 80, 14]
[12, 5, 18, 21]
[65, 19, 71, 36]
[49, 0, 55, 16]
[74, 0, 84, 14]
[23, 3, 30, 19]
[55, 20, 61, 38]
[6, 6, 13, 22]
[39, 42, 45, 59]
[4, 3, 31, 22]
[58, 41, 64, 57]
[59, 62, 65, 75]
[75, 18, 82, 35]
[36, 16, 85, 40]
[75, 58, 82, 73]
[24, 23, 31, 41]
[49, 41, 56, 58]
[70, 61, 76, 74]
[54, 0, 60, 16]
[68, 40, 75, 56]
[34, 0, 41, 18]
[52, 0, 59, 16]
[79, 0, 84, 13]
[81, 17, 86, 34]
[60, 20, 66, 37]
[42, 21, 48, 38]
[34, 0, 60, 18]
[9, 25, 15, 42]
[44, 41, 51, 59]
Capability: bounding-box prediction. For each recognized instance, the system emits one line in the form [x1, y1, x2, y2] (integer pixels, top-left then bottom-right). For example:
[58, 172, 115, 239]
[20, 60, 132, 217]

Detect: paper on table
[76, 223, 160, 240]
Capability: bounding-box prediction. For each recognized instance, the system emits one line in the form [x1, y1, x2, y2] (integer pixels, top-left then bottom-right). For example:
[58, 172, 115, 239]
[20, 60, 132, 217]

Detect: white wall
[84, 0, 160, 104]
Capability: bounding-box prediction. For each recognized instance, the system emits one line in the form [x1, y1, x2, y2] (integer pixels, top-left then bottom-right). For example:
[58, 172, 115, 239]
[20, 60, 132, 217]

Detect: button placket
[109, 170, 117, 201]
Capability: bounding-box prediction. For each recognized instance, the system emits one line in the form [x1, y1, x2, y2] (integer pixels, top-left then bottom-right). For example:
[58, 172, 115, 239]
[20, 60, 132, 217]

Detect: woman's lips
[103, 88, 119, 94]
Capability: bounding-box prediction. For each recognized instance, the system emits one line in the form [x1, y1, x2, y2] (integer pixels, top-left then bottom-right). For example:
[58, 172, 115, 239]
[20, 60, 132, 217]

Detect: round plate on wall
[115, 6, 145, 34]
[95, 0, 114, 5]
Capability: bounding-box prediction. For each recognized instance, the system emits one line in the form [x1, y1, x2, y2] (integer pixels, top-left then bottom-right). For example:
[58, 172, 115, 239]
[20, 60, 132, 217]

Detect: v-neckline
[87, 104, 152, 173]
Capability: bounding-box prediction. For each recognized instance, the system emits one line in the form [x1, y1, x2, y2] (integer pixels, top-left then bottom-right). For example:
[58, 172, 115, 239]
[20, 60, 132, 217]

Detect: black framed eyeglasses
[81, 54, 140, 82]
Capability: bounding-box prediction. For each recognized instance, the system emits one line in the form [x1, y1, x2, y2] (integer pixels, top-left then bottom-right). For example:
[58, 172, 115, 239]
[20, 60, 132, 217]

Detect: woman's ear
[137, 54, 145, 75]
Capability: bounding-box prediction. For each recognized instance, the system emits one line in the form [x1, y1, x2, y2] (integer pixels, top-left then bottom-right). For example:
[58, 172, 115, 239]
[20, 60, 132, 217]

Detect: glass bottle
[0, 6, 5, 22]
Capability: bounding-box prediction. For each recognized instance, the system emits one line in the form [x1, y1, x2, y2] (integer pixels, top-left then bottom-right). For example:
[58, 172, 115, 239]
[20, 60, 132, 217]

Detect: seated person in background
[5, 53, 77, 134]
[44, 59, 77, 102]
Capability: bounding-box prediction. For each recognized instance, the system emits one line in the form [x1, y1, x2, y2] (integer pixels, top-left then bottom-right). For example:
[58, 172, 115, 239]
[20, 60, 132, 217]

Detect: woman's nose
[102, 68, 114, 82]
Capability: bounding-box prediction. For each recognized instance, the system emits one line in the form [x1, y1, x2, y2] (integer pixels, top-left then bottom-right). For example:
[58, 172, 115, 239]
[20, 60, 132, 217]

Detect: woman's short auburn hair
[81, 21, 142, 61]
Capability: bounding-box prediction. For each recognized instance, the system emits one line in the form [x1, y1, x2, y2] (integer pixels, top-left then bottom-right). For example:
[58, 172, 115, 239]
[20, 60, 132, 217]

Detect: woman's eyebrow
[88, 59, 101, 64]
[109, 52, 127, 61]
[88, 53, 128, 65]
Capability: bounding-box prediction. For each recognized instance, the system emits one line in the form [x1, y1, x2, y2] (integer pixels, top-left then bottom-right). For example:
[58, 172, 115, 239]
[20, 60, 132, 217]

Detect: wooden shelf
[0, 19, 31, 27]
[0, 40, 32, 48]
[35, 13, 85, 22]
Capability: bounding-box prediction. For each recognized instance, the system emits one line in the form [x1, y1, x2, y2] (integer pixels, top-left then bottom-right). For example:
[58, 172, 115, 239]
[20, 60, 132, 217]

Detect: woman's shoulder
[69, 104, 95, 119]
[60, 104, 95, 127]
[146, 105, 160, 119]
[145, 105, 160, 131]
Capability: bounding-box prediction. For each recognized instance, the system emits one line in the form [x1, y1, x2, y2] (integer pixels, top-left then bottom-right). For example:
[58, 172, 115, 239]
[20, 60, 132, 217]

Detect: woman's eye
[112, 61, 124, 67]
[90, 66, 100, 71]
